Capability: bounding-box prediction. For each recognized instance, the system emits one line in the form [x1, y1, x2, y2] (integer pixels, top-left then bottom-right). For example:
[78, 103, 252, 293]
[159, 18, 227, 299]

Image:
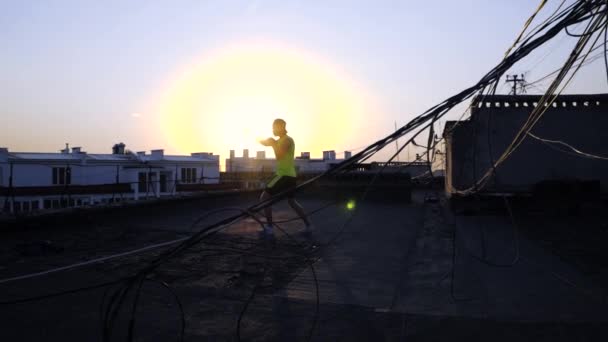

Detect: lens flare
[156, 42, 370, 167]
[346, 199, 356, 210]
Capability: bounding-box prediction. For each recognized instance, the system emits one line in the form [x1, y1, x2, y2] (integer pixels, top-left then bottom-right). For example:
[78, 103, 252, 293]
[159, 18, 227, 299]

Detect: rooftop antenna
[506, 74, 527, 95]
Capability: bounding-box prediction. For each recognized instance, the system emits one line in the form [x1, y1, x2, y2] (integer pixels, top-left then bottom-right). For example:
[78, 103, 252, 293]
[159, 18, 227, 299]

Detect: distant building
[226, 149, 277, 173]
[0, 144, 220, 213]
[225, 149, 353, 173]
[443, 94, 608, 196]
[322, 150, 336, 161]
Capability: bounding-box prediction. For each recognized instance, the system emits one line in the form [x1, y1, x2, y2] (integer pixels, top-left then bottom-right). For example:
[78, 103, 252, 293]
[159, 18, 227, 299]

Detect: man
[259, 118, 312, 240]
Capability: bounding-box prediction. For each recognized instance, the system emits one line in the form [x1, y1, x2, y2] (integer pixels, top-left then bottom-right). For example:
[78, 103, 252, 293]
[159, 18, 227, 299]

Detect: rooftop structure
[443, 94, 608, 196]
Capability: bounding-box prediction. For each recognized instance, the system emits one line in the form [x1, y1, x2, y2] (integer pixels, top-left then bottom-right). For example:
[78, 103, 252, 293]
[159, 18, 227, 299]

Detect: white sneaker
[258, 224, 275, 241]
[301, 224, 314, 238]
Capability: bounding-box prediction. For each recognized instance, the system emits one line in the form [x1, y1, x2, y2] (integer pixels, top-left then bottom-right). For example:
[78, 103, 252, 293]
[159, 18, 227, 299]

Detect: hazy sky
[1, 1, 606, 163]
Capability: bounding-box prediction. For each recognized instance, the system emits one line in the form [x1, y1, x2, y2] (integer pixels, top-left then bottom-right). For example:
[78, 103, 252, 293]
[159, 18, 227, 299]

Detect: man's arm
[260, 137, 290, 159]
[260, 138, 276, 147]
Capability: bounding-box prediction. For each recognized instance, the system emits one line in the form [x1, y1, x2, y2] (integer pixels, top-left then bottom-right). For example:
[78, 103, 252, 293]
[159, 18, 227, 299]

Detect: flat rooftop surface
[0, 191, 607, 341]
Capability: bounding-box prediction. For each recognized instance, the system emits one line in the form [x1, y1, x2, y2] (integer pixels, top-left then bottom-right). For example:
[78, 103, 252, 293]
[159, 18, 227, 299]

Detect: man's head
[272, 118, 287, 137]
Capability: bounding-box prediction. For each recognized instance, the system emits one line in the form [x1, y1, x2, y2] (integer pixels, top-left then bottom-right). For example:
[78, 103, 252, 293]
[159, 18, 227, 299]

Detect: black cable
[122, 278, 186, 342]
[450, 226, 474, 302]
[459, 199, 521, 268]
[565, 6, 608, 37]
[472, 83, 522, 268]
[604, 19, 608, 85]
[261, 200, 339, 224]
[459, 4, 608, 194]
[236, 264, 269, 341]
[158, 280, 186, 342]
[0, 279, 121, 306]
[102, 206, 270, 342]
[127, 276, 146, 342]
[270, 222, 320, 342]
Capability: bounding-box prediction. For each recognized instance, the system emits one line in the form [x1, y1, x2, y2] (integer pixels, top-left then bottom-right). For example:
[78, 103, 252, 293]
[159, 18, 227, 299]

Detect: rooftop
[0, 190, 606, 340]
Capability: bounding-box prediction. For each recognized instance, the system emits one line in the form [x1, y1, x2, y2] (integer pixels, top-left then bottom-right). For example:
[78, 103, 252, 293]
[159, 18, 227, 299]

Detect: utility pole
[506, 74, 527, 95]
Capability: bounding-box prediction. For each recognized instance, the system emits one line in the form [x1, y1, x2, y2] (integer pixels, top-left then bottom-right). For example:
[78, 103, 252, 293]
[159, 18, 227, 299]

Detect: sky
[1, 0, 606, 168]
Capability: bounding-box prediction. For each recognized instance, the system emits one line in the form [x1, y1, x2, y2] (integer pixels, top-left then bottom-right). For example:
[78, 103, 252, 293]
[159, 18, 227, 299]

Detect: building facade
[443, 94, 608, 196]
[0, 144, 220, 213]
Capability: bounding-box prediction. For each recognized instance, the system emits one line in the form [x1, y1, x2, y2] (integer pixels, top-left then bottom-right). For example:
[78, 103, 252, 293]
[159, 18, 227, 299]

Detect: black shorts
[265, 175, 297, 198]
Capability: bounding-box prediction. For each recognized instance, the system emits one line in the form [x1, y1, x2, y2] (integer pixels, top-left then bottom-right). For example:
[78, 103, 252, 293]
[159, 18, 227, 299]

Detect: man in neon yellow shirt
[259, 118, 312, 240]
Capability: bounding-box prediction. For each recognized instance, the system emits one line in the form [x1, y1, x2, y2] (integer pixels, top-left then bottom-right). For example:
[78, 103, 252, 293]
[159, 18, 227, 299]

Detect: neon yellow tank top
[276, 135, 296, 177]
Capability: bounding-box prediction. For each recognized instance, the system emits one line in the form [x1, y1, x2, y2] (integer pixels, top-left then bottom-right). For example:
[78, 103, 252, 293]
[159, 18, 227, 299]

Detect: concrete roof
[0, 191, 606, 340]
[10, 152, 83, 161]
[86, 154, 135, 161]
[142, 155, 218, 163]
[6, 152, 217, 164]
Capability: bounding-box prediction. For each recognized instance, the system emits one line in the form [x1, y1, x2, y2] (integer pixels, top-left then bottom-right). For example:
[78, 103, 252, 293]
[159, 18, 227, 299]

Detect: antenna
[505, 74, 527, 95]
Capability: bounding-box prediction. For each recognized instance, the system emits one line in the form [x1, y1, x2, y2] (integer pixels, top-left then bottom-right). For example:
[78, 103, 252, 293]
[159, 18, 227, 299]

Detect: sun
[157, 42, 369, 167]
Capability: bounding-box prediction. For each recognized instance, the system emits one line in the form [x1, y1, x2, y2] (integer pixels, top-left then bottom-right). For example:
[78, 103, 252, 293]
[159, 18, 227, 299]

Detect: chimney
[112, 143, 126, 155]
[300, 152, 310, 159]
[137, 151, 146, 157]
[323, 150, 336, 161]
[191, 152, 212, 158]
[243, 149, 249, 158]
[344, 151, 352, 159]
[256, 151, 265, 159]
[0, 148, 8, 162]
[151, 149, 164, 160]
[229, 150, 235, 159]
[71, 147, 81, 154]
[61, 143, 70, 154]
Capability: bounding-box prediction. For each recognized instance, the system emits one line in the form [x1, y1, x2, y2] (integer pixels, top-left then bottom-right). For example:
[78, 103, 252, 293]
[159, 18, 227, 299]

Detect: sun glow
[157, 42, 369, 166]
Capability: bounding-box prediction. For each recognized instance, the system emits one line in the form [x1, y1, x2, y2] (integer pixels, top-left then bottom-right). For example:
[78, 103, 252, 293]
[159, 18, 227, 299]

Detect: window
[138, 172, 147, 192]
[159, 174, 168, 192]
[32, 201, 39, 210]
[52, 167, 71, 185]
[181, 168, 198, 183]
[44, 199, 52, 209]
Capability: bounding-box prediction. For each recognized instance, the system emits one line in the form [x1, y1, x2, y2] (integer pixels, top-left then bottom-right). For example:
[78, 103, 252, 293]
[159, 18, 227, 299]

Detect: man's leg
[259, 191, 275, 239]
[287, 197, 311, 227]
[260, 191, 272, 225]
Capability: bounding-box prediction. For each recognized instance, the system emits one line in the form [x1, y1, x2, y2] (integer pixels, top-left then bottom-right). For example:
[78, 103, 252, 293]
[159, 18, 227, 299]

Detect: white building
[0, 144, 219, 214]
